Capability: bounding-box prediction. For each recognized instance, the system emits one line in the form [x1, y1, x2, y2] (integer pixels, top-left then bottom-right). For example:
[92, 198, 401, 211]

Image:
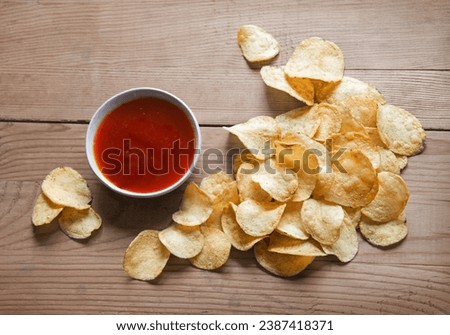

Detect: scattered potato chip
[254, 239, 315, 277]
[200, 171, 234, 200]
[237, 25, 280, 64]
[190, 226, 231, 270]
[268, 232, 326, 256]
[361, 171, 409, 222]
[313, 103, 342, 141]
[377, 104, 426, 156]
[236, 199, 286, 237]
[32, 192, 63, 226]
[58, 207, 102, 239]
[252, 158, 298, 202]
[275, 202, 309, 240]
[204, 180, 240, 230]
[123, 230, 171, 281]
[359, 215, 408, 247]
[224, 116, 279, 160]
[158, 224, 205, 259]
[301, 198, 344, 245]
[260, 66, 313, 105]
[236, 162, 272, 202]
[221, 203, 266, 251]
[322, 214, 359, 262]
[172, 182, 213, 226]
[41, 166, 91, 210]
[275, 106, 320, 138]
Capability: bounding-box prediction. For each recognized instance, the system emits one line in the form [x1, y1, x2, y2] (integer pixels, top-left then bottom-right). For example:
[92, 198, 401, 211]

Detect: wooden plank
[0, 123, 448, 314]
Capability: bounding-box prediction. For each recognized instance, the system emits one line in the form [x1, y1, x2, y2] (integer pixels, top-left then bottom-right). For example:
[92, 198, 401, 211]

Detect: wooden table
[1, 0, 449, 314]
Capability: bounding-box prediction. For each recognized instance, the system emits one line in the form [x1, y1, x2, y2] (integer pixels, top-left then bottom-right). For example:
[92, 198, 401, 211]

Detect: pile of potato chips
[123, 30, 425, 280]
[32, 167, 102, 239]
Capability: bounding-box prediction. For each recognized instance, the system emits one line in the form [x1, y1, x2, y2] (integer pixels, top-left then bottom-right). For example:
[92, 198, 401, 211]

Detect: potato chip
[236, 162, 272, 202]
[204, 180, 240, 230]
[254, 239, 315, 277]
[275, 202, 309, 240]
[32, 192, 63, 226]
[359, 215, 407, 247]
[158, 224, 205, 259]
[172, 182, 213, 226]
[221, 203, 266, 251]
[224, 116, 279, 160]
[190, 226, 231, 270]
[361, 171, 409, 222]
[237, 25, 280, 64]
[323, 149, 378, 208]
[322, 213, 359, 262]
[378, 148, 403, 174]
[252, 158, 298, 202]
[313, 103, 342, 141]
[323, 76, 385, 127]
[260, 66, 313, 105]
[377, 104, 426, 156]
[236, 199, 286, 236]
[123, 230, 171, 281]
[200, 171, 234, 200]
[275, 105, 320, 138]
[301, 198, 344, 245]
[344, 207, 362, 229]
[41, 166, 91, 210]
[58, 207, 102, 239]
[268, 232, 326, 256]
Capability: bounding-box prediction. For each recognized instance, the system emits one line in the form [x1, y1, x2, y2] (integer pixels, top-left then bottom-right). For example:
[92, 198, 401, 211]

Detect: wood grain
[0, 123, 449, 314]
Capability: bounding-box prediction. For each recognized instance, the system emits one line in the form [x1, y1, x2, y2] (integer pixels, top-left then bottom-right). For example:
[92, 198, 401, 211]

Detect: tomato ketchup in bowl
[86, 88, 201, 198]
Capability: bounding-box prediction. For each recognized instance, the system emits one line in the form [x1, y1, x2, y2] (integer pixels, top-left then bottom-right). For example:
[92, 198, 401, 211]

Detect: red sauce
[93, 97, 196, 193]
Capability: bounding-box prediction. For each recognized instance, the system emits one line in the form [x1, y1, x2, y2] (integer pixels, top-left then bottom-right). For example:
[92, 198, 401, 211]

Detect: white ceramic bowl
[86, 87, 201, 198]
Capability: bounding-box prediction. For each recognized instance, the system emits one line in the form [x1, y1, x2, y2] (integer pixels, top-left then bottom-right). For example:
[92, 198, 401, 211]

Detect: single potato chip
[32, 192, 63, 226]
[221, 203, 266, 251]
[41, 166, 91, 210]
[275, 105, 320, 138]
[200, 171, 234, 201]
[313, 103, 342, 142]
[275, 201, 309, 240]
[237, 25, 280, 64]
[158, 224, 205, 259]
[260, 66, 313, 105]
[254, 239, 315, 277]
[301, 198, 344, 245]
[236, 199, 286, 237]
[123, 230, 171, 281]
[359, 215, 408, 247]
[204, 181, 240, 230]
[377, 104, 426, 156]
[361, 171, 409, 222]
[172, 182, 213, 226]
[268, 232, 326, 256]
[236, 162, 272, 202]
[190, 226, 231, 270]
[322, 214, 359, 262]
[224, 116, 279, 160]
[58, 207, 102, 239]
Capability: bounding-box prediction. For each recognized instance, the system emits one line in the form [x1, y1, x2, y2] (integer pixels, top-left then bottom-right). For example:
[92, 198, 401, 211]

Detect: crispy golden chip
[123, 230, 171, 281]
[359, 215, 408, 247]
[361, 171, 409, 222]
[200, 171, 234, 200]
[221, 203, 266, 251]
[236, 199, 286, 237]
[275, 202, 309, 240]
[268, 232, 326, 256]
[323, 149, 378, 208]
[323, 76, 385, 127]
[377, 104, 426, 156]
[32, 192, 63, 226]
[58, 207, 102, 239]
[344, 207, 362, 229]
[41, 166, 91, 210]
[301, 198, 344, 245]
[204, 180, 240, 230]
[236, 162, 272, 202]
[260, 66, 313, 105]
[254, 239, 315, 277]
[313, 103, 342, 141]
[237, 25, 280, 64]
[252, 158, 298, 202]
[396, 154, 408, 170]
[322, 213, 359, 262]
[190, 226, 231, 270]
[378, 148, 403, 174]
[275, 105, 320, 138]
[158, 224, 205, 259]
[172, 182, 213, 226]
[224, 116, 279, 160]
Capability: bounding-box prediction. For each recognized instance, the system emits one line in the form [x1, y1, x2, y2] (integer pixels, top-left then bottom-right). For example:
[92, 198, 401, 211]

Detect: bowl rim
[85, 87, 201, 198]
